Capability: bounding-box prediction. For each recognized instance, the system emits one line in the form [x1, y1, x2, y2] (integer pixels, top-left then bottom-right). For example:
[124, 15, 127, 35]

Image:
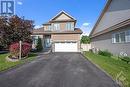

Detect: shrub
[9, 43, 19, 58]
[36, 37, 43, 52]
[0, 45, 4, 51]
[98, 50, 112, 57]
[9, 42, 31, 58]
[21, 42, 32, 57]
[123, 56, 130, 59]
[89, 49, 93, 53]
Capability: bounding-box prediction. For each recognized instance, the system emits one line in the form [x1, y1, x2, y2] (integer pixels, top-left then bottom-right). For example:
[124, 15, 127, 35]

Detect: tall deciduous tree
[0, 16, 34, 48]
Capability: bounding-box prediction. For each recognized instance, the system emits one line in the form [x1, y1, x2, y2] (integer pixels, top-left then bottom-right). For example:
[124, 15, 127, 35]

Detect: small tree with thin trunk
[36, 37, 43, 52]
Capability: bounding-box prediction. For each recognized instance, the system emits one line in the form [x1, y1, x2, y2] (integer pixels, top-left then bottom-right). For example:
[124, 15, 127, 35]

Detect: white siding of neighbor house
[93, 0, 130, 34]
[55, 14, 71, 21]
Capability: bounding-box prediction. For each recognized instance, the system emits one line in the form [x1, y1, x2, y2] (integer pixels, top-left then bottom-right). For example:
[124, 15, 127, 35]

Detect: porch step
[38, 48, 51, 55]
[43, 50, 51, 54]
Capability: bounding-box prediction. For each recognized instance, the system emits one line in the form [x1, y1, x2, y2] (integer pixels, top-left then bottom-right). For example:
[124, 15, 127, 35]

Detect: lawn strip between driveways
[84, 51, 130, 87]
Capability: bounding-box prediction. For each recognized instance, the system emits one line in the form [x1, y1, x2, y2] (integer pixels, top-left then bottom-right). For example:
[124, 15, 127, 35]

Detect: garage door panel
[54, 42, 78, 52]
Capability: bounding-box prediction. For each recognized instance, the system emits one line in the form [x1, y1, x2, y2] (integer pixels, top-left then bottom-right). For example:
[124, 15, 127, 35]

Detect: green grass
[84, 51, 130, 86]
[0, 53, 37, 71]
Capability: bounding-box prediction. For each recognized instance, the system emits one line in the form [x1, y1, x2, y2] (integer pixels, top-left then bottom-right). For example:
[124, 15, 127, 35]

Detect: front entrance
[44, 35, 51, 48]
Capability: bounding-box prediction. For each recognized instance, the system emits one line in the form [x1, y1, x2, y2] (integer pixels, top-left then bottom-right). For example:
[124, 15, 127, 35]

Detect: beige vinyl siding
[55, 14, 71, 21]
[52, 34, 80, 41]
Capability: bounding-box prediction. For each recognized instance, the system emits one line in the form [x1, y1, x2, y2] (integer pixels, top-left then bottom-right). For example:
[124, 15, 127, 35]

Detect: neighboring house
[32, 11, 82, 52]
[90, 0, 130, 56]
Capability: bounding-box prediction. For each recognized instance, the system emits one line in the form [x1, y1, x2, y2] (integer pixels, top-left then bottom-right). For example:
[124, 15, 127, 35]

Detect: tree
[36, 37, 43, 52]
[80, 35, 90, 44]
[0, 16, 8, 48]
[0, 15, 34, 48]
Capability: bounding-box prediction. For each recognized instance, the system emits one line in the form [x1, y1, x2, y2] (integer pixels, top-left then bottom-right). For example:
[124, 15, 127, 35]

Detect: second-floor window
[66, 22, 74, 30]
[53, 23, 60, 30]
[48, 26, 51, 31]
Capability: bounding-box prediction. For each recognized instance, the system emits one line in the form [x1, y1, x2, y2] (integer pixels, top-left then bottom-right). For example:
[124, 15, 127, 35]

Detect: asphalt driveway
[0, 53, 119, 87]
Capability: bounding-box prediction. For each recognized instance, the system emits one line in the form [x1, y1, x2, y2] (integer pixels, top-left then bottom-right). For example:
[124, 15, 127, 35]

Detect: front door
[44, 35, 51, 48]
[45, 38, 51, 48]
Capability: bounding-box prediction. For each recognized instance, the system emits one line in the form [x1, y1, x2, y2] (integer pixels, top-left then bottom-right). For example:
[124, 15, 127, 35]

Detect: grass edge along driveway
[0, 53, 37, 72]
[84, 51, 130, 87]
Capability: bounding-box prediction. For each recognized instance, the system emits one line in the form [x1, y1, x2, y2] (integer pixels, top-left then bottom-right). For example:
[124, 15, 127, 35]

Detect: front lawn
[84, 51, 130, 86]
[0, 53, 37, 71]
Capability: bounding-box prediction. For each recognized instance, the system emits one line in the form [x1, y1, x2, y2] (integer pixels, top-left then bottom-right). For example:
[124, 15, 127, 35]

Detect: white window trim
[66, 22, 74, 31]
[126, 30, 130, 42]
[53, 23, 60, 31]
[112, 30, 130, 44]
[120, 32, 126, 43]
[45, 26, 51, 31]
[112, 34, 115, 43]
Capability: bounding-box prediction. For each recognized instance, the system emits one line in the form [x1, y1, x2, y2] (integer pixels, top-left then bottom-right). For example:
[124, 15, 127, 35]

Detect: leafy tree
[36, 37, 43, 52]
[0, 16, 8, 48]
[80, 35, 90, 44]
[0, 16, 34, 48]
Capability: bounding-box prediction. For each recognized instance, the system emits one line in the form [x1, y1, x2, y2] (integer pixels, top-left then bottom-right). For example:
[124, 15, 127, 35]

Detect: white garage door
[54, 42, 78, 52]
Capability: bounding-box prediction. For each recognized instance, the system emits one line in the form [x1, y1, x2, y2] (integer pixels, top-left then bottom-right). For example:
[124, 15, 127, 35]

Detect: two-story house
[32, 11, 82, 52]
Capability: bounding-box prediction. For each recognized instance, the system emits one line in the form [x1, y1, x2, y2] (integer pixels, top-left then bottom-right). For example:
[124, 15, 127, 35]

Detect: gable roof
[90, 0, 130, 38]
[90, 0, 112, 37]
[50, 11, 76, 22]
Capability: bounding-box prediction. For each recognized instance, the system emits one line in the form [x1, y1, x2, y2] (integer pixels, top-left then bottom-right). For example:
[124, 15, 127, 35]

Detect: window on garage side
[115, 33, 120, 43]
[126, 30, 130, 42]
[120, 32, 126, 43]
[112, 32, 124, 43]
[112, 30, 130, 43]
[112, 34, 115, 43]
